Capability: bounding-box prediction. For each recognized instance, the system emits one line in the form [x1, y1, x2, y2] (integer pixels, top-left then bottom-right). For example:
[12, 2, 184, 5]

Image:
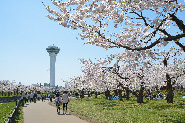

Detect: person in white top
[30, 93, 34, 103]
[62, 91, 69, 114]
[37, 94, 41, 101]
[21, 91, 25, 101]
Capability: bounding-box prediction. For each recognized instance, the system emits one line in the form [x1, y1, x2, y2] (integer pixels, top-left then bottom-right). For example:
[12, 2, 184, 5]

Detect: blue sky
[0, 0, 123, 86]
[0, 1, 185, 87]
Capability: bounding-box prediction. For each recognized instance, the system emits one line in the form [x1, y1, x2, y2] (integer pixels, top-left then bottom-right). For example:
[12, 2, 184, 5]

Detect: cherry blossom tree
[45, 0, 185, 52]
[79, 59, 108, 98]
[45, 0, 185, 103]
[79, 58, 147, 101]
[78, 56, 185, 103]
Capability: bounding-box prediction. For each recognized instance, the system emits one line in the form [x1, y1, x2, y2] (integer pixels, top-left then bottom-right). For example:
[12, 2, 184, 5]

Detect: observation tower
[46, 45, 60, 87]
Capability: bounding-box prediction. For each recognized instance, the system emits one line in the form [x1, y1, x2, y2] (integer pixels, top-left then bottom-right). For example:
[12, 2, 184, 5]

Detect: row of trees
[45, 0, 185, 103]
[67, 57, 185, 103]
[0, 80, 55, 96]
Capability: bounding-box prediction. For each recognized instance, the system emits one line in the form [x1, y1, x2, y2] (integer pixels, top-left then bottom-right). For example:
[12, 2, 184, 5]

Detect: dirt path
[23, 100, 88, 123]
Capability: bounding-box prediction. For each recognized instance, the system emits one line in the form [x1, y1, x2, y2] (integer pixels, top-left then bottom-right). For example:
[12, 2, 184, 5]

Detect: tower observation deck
[46, 45, 60, 87]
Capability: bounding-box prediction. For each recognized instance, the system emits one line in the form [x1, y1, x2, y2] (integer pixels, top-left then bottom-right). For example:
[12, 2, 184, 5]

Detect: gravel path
[23, 100, 88, 123]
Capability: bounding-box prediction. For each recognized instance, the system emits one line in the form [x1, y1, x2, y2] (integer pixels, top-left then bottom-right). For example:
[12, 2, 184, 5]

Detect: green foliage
[68, 92, 185, 123]
[0, 102, 16, 123]
[0, 102, 23, 123]
[16, 106, 24, 123]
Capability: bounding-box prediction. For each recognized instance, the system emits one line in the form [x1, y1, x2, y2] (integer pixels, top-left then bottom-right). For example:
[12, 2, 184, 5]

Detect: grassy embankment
[68, 90, 185, 123]
[0, 102, 23, 123]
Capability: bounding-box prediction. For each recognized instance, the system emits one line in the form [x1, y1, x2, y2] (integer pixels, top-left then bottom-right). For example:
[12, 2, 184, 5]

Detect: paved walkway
[23, 100, 88, 123]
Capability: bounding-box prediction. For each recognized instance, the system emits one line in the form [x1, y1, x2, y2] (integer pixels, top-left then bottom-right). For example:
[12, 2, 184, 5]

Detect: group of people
[54, 91, 69, 115]
[21, 91, 47, 104]
[21, 91, 70, 115]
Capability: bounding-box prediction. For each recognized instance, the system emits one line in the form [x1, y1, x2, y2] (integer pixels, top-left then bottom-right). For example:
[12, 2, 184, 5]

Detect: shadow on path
[58, 114, 71, 115]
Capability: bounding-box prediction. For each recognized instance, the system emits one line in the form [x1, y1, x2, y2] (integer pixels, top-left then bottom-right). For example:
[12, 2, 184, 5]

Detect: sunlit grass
[16, 106, 24, 123]
[0, 102, 16, 123]
[0, 102, 23, 123]
[68, 93, 185, 123]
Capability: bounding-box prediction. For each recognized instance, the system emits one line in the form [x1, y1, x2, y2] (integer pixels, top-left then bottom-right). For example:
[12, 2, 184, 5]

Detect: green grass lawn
[68, 94, 185, 123]
[0, 102, 16, 122]
[0, 102, 23, 123]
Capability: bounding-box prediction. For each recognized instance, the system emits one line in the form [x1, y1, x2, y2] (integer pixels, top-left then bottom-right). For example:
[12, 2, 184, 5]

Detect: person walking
[37, 93, 41, 101]
[54, 93, 62, 114]
[42, 93, 45, 102]
[33, 92, 37, 103]
[25, 92, 29, 103]
[30, 92, 34, 103]
[47, 93, 50, 101]
[21, 91, 25, 106]
[50, 95, 53, 102]
[22, 91, 26, 104]
[62, 91, 69, 114]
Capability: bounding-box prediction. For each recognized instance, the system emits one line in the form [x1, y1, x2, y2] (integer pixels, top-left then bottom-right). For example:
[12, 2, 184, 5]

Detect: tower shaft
[50, 53, 56, 87]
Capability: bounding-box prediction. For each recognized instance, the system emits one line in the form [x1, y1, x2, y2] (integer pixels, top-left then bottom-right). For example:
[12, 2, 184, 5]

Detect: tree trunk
[95, 92, 97, 98]
[2, 91, 3, 96]
[80, 90, 84, 98]
[105, 89, 111, 99]
[181, 85, 183, 89]
[79, 90, 81, 98]
[126, 87, 130, 100]
[82, 90, 84, 98]
[114, 90, 118, 96]
[107, 90, 110, 100]
[105, 91, 107, 99]
[156, 85, 159, 94]
[137, 86, 144, 103]
[118, 90, 123, 101]
[16, 88, 19, 96]
[80, 89, 84, 98]
[166, 73, 173, 103]
[88, 91, 90, 97]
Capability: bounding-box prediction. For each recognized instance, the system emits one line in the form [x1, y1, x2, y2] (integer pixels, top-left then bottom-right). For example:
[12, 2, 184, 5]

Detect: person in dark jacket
[33, 93, 37, 103]
[50, 95, 52, 102]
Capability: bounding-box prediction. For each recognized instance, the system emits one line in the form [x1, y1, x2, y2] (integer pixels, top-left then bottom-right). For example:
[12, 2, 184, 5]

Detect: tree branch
[130, 11, 153, 27]
[174, 40, 185, 52]
[114, 72, 129, 80]
[169, 13, 185, 33]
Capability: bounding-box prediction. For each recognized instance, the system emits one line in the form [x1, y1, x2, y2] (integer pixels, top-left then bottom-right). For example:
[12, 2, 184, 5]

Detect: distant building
[32, 84, 37, 86]
[44, 83, 48, 86]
